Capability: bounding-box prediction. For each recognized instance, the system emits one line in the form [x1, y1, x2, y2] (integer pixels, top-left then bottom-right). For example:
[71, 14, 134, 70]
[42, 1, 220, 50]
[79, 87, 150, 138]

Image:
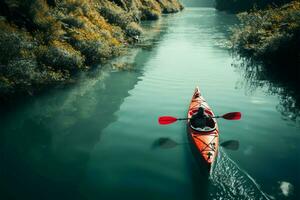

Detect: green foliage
[125, 22, 143, 37]
[73, 40, 113, 65]
[61, 17, 85, 28]
[99, 4, 133, 28]
[156, 0, 184, 13]
[6, 59, 39, 84]
[0, 0, 183, 101]
[215, 0, 293, 13]
[0, 21, 36, 65]
[231, 1, 300, 64]
[141, 7, 160, 20]
[37, 41, 85, 71]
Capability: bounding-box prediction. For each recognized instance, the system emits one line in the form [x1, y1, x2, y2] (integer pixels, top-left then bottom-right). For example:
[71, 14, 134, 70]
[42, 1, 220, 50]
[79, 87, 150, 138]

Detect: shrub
[0, 0, 183, 101]
[0, 58, 44, 97]
[0, 74, 13, 96]
[0, 32, 23, 65]
[156, 0, 184, 13]
[99, 5, 132, 28]
[37, 40, 85, 71]
[141, 8, 160, 20]
[61, 17, 85, 28]
[0, 22, 36, 65]
[125, 22, 143, 36]
[215, 0, 293, 13]
[231, 1, 300, 63]
[6, 59, 39, 84]
[73, 39, 112, 65]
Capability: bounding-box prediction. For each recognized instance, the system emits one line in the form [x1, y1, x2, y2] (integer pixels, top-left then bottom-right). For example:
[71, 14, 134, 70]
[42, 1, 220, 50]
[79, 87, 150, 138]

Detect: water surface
[1, 8, 299, 200]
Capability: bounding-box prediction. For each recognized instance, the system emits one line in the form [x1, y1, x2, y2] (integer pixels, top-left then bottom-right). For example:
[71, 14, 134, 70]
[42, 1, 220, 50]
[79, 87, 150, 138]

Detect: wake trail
[209, 148, 271, 200]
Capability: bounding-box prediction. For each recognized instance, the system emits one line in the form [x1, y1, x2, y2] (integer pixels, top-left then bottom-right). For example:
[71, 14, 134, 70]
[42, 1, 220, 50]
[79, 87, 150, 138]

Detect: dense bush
[215, 0, 293, 13]
[0, 0, 183, 102]
[37, 41, 85, 71]
[99, 4, 133, 28]
[157, 0, 184, 13]
[231, 1, 300, 64]
[125, 22, 143, 37]
[228, 1, 300, 120]
[141, 7, 160, 20]
[5, 59, 38, 83]
[0, 22, 36, 65]
[73, 40, 113, 65]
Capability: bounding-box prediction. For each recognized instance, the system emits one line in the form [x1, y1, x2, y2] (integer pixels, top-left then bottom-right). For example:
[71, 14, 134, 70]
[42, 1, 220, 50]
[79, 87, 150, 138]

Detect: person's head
[197, 107, 205, 115]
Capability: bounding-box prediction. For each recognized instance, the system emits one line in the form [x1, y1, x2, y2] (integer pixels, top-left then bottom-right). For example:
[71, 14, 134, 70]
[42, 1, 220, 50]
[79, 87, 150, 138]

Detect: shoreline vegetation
[216, 0, 300, 120]
[215, 0, 293, 13]
[215, 0, 299, 67]
[230, 1, 300, 66]
[0, 0, 183, 103]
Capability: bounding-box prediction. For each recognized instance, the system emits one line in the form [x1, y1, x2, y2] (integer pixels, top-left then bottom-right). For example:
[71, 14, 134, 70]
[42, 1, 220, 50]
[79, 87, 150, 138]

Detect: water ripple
[210, 149, 270, 200]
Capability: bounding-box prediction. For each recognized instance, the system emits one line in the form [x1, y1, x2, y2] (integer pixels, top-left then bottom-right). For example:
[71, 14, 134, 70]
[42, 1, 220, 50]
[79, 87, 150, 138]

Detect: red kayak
[187, 87, 219, 174]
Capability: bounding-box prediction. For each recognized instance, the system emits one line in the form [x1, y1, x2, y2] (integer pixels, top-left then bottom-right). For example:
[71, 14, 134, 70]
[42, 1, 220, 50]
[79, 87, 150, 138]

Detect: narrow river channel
[1, 7, 299, 200]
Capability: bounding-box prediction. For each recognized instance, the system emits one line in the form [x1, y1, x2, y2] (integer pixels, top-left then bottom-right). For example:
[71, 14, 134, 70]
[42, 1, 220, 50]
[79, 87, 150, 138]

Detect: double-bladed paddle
[158, 112, 241, 125]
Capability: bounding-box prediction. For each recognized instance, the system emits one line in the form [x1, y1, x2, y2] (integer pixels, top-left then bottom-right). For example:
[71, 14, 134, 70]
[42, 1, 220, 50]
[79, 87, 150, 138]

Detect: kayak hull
[187, 87, 219, 175]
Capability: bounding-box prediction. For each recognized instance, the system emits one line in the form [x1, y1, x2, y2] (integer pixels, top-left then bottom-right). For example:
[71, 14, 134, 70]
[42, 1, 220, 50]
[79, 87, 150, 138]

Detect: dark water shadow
[0, 18, 172, 200]
[181, 124, 210, 200]
[232, 57, 300, 122]
[0, 68, 142, 200]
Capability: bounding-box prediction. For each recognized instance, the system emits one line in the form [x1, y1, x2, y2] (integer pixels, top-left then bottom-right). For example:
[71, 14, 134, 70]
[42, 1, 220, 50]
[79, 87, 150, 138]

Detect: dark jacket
[190, 112, 210, 128]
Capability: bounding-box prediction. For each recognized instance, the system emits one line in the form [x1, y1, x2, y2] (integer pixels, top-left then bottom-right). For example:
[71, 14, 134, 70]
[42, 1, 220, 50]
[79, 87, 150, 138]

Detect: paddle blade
[158, 116, 178, 125]
[222, 112, 242, 120]
[221, 140, 240, 150]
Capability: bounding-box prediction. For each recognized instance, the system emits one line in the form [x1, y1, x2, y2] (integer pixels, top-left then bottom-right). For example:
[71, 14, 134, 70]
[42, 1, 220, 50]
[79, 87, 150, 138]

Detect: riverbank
[229, 1, 300, 120]
[0, 0, 183, 103]
[231, 1, 300, 65]
[215, 0, 300, 65]
[1, 8, 299, 200]
[215, 0, 293, 13]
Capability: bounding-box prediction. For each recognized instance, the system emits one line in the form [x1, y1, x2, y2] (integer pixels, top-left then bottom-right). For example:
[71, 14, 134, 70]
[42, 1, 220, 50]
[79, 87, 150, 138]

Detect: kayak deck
[187, 87, 219, 174]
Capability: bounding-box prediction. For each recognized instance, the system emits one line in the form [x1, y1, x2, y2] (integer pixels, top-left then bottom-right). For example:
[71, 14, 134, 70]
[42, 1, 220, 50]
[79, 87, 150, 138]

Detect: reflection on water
[0, 69, 141, 199]
[0, 18, 169, 200]
[0, 7, 299, 200]
[233, 57, 300, 122]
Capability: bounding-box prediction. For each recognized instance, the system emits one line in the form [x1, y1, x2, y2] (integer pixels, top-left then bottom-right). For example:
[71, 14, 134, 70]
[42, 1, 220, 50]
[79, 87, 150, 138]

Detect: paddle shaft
[158, 112, 241, 125]
[176, 116, 222, 120]
[177, 118, 189, 120]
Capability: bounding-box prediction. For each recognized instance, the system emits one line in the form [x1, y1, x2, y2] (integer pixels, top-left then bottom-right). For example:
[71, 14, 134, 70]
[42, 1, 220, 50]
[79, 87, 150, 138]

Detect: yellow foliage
[50, 40, 79, 53]
[0, 20, 17, 32]
[0, 76, 10, 84]
[32, 0, 53, 25]
[70, 27, 100, 41]
[140, 0, 161, 13]
[232, 0, 300, 59]
[87, 10, 113, 32]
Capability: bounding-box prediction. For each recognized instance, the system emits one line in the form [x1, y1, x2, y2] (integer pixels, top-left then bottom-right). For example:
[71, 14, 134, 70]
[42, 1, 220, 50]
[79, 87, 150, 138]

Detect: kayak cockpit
[190, 117, 216, 132]
[189, 108, 216, 132]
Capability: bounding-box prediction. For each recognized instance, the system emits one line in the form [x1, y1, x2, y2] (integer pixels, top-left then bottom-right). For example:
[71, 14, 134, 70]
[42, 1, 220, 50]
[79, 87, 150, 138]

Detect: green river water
[1, 7, 299, 200]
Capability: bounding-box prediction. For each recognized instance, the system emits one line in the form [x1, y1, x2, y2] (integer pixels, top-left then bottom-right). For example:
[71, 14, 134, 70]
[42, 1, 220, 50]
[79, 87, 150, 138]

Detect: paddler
[190, 107, 210, 129]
